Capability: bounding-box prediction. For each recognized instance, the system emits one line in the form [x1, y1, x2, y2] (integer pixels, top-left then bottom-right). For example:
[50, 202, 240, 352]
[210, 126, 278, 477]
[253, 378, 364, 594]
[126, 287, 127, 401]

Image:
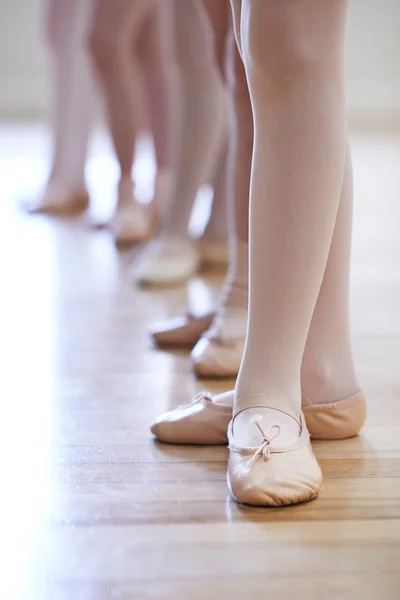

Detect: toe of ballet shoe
[114, 229, 149, 248]
[227, 412, 322, 507]
[191, 337, 244, 378]
[151, 313, 214, 347]
[135, 262, 198, 286]
[228, 466, 321, 507]
[111, 209, 152, 247]
[302, 391, 366, 440]
[133, 245, 200, 287]
[150, 392, 231, 445]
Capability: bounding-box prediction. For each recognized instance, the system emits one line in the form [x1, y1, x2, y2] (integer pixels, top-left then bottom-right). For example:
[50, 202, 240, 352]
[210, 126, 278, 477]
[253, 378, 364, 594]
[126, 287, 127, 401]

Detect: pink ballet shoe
[227, 396, 322, 507]
[302, 391, 367, 440]
[199, 240, 229, 272]
[150, 312, 214, 347]
[150, 389, 366, 445]
[22, 183, 89, 216]
[110, 203, 153, 248]
[151, 392, 232, 445]
[191, 306, 247, 378]
[110, 179, 153, 248]
[131, 236, 200, 287]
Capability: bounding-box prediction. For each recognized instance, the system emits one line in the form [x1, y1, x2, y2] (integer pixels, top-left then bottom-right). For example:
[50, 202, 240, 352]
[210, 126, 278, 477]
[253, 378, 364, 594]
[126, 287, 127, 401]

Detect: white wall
[0, 0, 399, 121]
[345, 0, 400, 122]
[0, 0, 47, 118]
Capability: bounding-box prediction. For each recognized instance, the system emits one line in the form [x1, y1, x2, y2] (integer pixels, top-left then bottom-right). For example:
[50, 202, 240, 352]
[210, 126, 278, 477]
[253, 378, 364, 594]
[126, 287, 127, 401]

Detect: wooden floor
[1, 125, 399, 600]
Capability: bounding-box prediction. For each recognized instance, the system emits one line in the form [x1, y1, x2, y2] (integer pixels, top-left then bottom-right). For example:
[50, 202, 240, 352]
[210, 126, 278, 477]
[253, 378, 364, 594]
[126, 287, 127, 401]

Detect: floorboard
[0, 125, 399, 600]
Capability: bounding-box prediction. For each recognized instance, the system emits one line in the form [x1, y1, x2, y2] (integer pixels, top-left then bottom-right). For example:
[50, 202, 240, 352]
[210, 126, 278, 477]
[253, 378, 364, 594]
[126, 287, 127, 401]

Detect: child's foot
[22, 182, 89, 216]
[110, 178, 153, 248]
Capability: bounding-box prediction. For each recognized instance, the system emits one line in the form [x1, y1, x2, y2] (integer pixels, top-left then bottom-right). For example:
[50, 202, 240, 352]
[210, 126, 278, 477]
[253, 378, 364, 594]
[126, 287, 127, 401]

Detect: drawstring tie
[248, 419, 281, 465]
[184, 392, 213, 409]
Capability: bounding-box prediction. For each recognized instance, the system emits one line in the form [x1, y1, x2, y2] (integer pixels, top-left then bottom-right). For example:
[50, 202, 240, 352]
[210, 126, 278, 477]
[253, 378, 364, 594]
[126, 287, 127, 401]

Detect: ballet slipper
[150, 311, 214, 347]
[110, 179, 153, 248]
[151, 392, 232, 445]
[200, 240, 229, 271]
[22, 182, 89, 216]
[110, 202, 153, 248]
[150, 389, 366, 445]
[302, 390, 366, 440]
[227, 395, 322, 506]
[131, 236, 200, 287]
[150, 391, 232, 445]
[191, 306, 247, 378]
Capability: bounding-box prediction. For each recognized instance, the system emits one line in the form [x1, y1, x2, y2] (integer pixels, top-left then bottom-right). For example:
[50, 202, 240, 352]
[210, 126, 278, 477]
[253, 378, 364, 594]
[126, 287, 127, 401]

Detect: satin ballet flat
[150, 389, 366, 445]
[110, 202, 153, 248]
[131, 236, 200, 287]
[191, 306, 247, 378]
[150, 312, 214, 347]
[227, 396, 322, 507]
[109, 178, 153, 247]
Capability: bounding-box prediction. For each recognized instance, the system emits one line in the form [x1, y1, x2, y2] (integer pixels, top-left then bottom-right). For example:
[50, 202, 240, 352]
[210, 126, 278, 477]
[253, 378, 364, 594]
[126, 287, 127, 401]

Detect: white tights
[46, 0, 96, 192]
[230, 0, 359, 443]
[161, 0, 228, 237]
[89, 0, 178, 209]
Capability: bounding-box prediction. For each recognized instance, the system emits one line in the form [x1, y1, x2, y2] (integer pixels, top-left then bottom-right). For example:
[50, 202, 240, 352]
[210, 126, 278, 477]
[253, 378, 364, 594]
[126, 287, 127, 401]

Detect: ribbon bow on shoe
[248, 419, 281, 465]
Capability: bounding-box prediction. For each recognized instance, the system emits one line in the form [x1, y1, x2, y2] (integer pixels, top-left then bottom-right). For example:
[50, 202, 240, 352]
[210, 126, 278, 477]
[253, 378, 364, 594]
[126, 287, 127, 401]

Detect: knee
[87, 22, 122, 73]
[138, 34, 178, 86]
[138, 33, 165, 72]
[242, 4, 326, 88]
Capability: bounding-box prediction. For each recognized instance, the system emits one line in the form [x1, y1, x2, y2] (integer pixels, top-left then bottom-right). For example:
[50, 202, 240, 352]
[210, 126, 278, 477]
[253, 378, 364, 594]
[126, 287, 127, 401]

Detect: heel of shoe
[302, 391, 366, 440]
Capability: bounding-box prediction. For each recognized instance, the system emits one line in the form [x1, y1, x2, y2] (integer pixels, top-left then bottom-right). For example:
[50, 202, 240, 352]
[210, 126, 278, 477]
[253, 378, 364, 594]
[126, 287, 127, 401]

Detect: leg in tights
[203, 5, 251, 301]
[89, 0, 151, 186]
[208, 40, 358, 399]
[132, 0, 229, 285]
[201, 141, 230, 251]
[191, 29, 251, 376]
[161, 0, 227, 239]
[228, 0, 358, 401]
[220, 31, 251, 310]
[201, 0, 230, 249]
[232, 0, 349, 447]
[137, 3, 179, 218]
[148, 16, 252, 338]
[26, 0, 95, 213]
[301, 146, 360, 403]
[151, 0, 359, 465]
[89, 0, 159, 244]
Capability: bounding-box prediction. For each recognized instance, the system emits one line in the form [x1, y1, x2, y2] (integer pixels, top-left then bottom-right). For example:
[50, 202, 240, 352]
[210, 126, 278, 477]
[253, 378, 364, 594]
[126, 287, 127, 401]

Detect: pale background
[0, 0, 399, 123]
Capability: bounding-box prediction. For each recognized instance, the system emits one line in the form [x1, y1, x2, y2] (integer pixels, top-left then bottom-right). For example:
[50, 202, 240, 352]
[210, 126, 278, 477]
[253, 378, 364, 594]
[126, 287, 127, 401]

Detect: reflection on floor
[0, 124, 399, 600]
